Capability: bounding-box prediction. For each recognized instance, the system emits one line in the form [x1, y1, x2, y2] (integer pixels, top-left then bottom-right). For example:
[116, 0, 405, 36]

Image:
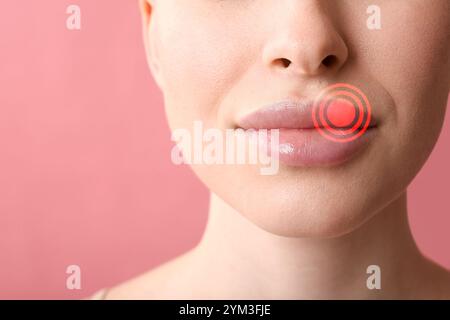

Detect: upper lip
[237, 99, 377, 130]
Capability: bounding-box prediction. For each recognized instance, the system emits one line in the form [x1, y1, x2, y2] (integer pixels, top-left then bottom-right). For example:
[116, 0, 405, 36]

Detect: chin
[242, 207, 370, 238]
[234, 189, 377, 239]
[193, 163, 388, 239]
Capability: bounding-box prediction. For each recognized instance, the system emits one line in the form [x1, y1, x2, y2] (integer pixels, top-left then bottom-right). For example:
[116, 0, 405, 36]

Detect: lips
[236, 98, 378, 167]
[237, 99, 377, 130]
[238, 100, 318, 130]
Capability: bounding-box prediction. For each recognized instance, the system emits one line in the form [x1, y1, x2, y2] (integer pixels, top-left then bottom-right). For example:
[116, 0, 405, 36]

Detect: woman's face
[142, 0, 450, 237]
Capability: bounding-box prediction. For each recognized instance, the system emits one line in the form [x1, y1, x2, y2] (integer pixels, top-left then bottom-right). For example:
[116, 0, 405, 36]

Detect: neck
[192, 191, 433, 299]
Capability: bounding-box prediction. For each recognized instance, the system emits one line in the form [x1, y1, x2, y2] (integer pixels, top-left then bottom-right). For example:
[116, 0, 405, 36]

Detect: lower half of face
[149, 0, 450, 238]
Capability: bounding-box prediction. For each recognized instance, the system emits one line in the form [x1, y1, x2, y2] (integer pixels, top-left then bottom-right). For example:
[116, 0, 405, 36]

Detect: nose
[262, 1, 348, 77]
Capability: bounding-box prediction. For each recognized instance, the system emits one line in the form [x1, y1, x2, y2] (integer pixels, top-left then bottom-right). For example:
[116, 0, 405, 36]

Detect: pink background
[0, 1, 449, 299]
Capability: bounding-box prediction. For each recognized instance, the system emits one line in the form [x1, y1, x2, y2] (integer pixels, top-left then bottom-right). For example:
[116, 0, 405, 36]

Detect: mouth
[235, 98, 378, 167]
[236, 98, 378, 131]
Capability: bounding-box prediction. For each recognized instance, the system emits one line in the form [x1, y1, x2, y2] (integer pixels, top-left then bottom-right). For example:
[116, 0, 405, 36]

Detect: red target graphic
[312, 83, 372, 143]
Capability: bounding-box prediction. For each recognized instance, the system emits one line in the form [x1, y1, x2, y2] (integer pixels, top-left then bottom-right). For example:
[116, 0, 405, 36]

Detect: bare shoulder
[436, 266, 450, 300]
[104, 248, 197, 300]
[420, 258, 450, 300]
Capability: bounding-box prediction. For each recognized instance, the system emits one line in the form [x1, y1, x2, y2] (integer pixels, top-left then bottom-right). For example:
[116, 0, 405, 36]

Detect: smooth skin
[104, 0, 450, 299]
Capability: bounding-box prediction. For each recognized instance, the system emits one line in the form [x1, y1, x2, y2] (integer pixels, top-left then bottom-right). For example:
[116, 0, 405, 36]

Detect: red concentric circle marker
[327, 99, 355, 128]
[318, 90, 364, 136]
[312, 83, 372, 143]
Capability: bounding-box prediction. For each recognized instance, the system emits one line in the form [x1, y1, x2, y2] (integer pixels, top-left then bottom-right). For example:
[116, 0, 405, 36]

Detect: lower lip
[250, 127, 377, 167]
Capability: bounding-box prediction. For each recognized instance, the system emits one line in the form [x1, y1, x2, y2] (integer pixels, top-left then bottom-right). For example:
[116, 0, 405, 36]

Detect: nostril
[322, 55, 338, 68]
[274, 58, 292, 68]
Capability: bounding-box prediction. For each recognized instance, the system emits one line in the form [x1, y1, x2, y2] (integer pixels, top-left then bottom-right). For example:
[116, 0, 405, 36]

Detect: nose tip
[262, 6, 349, 77]
[272, 53, 343, 76]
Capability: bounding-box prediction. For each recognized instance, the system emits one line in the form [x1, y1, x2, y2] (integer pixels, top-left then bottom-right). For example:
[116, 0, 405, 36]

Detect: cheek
[356, 3, 450, 156]
[374, 3, 449, 103]
[155, 11, 256, 130]
[391, 16, 449, 159]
